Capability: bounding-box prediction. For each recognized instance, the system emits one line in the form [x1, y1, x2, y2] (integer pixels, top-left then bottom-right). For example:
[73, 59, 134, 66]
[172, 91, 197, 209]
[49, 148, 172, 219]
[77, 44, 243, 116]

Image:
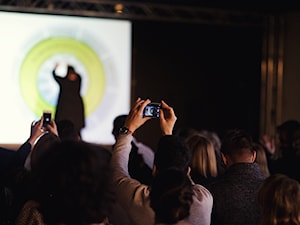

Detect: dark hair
[56, 119, 79, 141]
[112, 114, 127, 138]
[154, 135, 191, 173]
[277, 120, 300, 133]
[150, 169, 193, 224]
[30, 133, 61, 171]
[277, 120, 300, 151]
[220, 129, 255, 160]
[67, 65, 76, 74]
[31, 141, 114, 225]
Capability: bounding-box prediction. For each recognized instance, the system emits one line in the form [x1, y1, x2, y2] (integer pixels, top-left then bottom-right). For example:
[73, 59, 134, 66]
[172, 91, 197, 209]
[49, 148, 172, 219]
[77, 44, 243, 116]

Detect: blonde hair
[186, 134, 217, 178]
[253, 143, 270, 177]
[258, 174, 300, 225]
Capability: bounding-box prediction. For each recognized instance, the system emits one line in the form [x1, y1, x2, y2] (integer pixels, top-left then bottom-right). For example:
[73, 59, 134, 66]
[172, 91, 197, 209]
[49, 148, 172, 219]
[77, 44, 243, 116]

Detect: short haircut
[154, 135, 191, 173]
[150, 169, 193, 224]
[220, 129, 255, 161]
[112, 114, 127, 137]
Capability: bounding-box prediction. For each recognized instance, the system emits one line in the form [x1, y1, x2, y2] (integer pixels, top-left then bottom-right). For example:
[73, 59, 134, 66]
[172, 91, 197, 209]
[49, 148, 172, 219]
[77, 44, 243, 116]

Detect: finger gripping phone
[43, 111, 52, 127]
[143, 102, 161, 118]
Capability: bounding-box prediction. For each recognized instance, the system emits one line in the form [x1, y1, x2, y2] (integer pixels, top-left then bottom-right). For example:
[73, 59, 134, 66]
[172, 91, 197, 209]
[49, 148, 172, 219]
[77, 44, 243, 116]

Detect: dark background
[130, 20, 263, 150]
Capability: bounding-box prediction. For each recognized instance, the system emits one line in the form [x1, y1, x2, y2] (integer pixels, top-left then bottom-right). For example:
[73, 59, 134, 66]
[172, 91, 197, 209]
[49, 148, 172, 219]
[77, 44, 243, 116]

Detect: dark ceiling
[0, 0, 298, 25]
[119, 0, 299, 13]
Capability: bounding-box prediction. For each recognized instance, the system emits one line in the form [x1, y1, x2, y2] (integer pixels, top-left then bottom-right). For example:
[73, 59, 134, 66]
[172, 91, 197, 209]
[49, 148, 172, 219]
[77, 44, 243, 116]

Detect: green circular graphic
[19, 37, 106, 117]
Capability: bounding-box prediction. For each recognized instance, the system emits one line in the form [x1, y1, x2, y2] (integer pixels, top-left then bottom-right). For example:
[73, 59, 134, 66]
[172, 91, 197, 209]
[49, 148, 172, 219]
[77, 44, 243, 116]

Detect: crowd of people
[0, 97, 300, 225]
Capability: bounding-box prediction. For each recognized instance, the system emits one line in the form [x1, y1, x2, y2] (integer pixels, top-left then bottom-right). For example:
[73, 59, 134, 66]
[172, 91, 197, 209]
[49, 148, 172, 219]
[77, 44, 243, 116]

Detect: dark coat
[209, 162, 266, 225]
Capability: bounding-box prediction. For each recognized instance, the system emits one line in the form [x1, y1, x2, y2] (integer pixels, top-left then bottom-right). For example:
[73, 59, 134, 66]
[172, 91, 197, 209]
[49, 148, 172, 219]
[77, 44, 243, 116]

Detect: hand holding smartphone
[42, 110, 52, 127]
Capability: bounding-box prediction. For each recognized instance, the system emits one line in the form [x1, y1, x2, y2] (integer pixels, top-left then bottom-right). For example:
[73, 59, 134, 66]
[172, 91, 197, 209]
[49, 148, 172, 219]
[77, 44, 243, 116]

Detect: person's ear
[152, 164, 157, 176]
[250, 150, 256, 163]
[221, 152, 228, 166]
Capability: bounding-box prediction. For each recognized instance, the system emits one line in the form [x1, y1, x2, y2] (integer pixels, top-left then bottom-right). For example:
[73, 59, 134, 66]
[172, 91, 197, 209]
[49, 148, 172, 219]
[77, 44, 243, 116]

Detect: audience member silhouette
[5, 118, 60, 225]
[56, 119, 81, 141]
[53, 64, 85, 137]
[257, 173, 300, 225]
[176, 127, 225, 177]
[15, 140, 114, 225]
[198, 129, 226, 176]
[261, 119, 300, 182]
[0, 116, 57, 225]
[111, 98, 213, 225]
[186, 134, 218, 188]
[112, 114, 154, 185]
[150, 169, 194, 225]
[209, 129, 266, 225]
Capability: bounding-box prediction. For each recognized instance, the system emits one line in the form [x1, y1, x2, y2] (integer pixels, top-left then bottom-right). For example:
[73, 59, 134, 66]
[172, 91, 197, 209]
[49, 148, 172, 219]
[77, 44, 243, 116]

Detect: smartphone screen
[43, 111, 52, 127]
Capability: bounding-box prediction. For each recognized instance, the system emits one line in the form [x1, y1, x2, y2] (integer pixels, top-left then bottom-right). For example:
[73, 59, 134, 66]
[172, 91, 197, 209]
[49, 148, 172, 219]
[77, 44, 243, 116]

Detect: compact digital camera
[143, 102, 161, 118]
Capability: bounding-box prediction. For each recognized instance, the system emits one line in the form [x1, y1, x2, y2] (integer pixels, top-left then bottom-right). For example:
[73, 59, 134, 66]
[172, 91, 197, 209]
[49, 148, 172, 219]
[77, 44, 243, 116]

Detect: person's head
[220, 129, 256, 167]
[175, 126, 199, 143]
[67, 65, 75, 74]
[112, 114, 127, 141]
[150, 169, 194, 224]
[153, 135, 191, 176]
[56, 119, 80, 141]
[186, 134, 218, 178]
[25, 132, 61, 171]
[253, 142, 270, 177]
[258, 174, 300, 225]
[277, 120, 300, 156]
[66, 65, 78, 81]
[31, 140, 114, 225]
[199, 130, 222, 153]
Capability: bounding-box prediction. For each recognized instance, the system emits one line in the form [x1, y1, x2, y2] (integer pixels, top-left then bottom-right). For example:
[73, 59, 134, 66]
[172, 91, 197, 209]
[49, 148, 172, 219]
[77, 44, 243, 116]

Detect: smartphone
[143, 102, 161, 118]
[43, 111, 52, 127]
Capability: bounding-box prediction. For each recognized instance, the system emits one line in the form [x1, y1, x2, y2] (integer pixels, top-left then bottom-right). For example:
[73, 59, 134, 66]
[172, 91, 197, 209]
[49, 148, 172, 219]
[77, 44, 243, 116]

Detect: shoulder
[192, 184, 213, 202]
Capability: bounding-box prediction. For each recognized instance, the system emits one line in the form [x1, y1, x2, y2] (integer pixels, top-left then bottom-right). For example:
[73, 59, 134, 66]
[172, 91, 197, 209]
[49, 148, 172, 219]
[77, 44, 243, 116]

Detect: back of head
[32, 140, 113, 225]
[277, 120, 300, 134]
[112, 115, 127, 140]
[154, 135, 191, 173]
[56, 119, 79, 141]
[258, 174, 300, 225]
[28, 132, 61, 171]
[186, 134, 217, 178]
[220, 129, 255, 163]
[199, 130, 222, 153]
[150, 169, 193, 224]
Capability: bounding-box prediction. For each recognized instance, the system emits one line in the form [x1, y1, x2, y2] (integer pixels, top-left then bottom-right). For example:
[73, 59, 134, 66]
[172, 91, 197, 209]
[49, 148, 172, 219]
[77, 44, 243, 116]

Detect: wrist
[119, 126, 133, 135]
[162, 130, 172, 136]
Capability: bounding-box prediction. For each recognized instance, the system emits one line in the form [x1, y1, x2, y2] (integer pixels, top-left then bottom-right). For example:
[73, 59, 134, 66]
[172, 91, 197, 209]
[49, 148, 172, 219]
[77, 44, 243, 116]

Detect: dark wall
[131, 21, 263, 150]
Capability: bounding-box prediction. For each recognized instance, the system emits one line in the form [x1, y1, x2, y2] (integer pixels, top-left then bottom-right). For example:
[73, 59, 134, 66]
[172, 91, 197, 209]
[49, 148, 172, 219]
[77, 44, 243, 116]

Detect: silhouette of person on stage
[52, 63, 85, 137]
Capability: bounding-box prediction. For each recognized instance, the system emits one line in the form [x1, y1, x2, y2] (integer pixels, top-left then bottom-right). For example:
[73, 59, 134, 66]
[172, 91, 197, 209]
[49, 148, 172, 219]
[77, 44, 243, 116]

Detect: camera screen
[143, 104, 160, 118]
